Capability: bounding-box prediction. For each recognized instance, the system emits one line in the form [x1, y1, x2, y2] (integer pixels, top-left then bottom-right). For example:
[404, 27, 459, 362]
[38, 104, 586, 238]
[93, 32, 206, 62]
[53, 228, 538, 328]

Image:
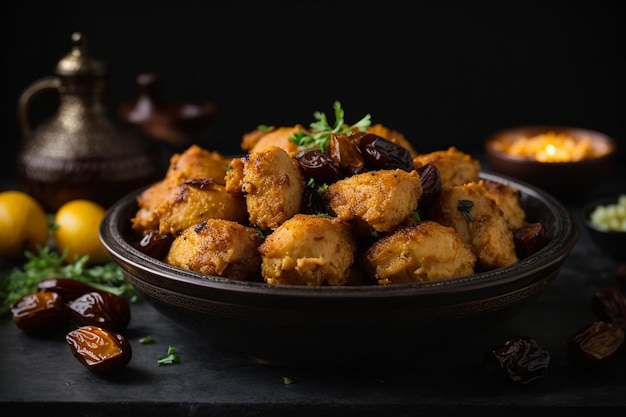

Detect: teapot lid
[55, 32, 107, 76]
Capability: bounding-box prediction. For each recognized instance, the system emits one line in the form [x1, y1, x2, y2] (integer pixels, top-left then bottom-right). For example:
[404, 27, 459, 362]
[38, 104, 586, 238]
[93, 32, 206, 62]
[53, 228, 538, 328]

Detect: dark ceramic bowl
[582, 195, 626, 261]
[100, 172, 578, 367]
[485, 125, 616, 198]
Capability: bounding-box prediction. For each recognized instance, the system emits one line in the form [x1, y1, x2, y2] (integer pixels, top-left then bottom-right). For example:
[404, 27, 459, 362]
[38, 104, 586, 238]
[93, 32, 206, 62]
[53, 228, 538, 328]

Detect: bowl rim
[100, 171, 579, 299]
[484, 124, 616, 165]
[582, 195, 626, 235]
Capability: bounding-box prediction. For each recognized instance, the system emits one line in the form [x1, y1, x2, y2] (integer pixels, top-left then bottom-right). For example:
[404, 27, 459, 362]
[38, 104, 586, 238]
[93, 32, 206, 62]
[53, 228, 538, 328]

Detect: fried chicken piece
[366, 123, 418, 157]
[324, 169, 423, 233]
[413, 147, 481, 188]
[479, 179, 526, 231]
[225, 146, 305, 232]
[163, 144, 231, 186]
[156, 179, 248, 236]
[428, 182, 519, 271]
[259, 214, 357, 286]
[165, 219, 263, 281]
[131, 179, 170, 233]
[240, 125, 305, 156]
[131, 145, 232, 234]
[361, 220, 476, 285]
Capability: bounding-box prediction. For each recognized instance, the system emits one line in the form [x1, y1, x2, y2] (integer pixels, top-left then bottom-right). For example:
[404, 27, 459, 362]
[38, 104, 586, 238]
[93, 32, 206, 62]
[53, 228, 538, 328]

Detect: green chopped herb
[283, 376, 294, 385]
[139, 336, 155, 344]
[0, 246, 138, 317]
[257, 124, 275, 133]
[157, 345, 180, 366]
[457, 199, 475, 222]
[289, 101, 371, 152]
[411, 211, 421, 222]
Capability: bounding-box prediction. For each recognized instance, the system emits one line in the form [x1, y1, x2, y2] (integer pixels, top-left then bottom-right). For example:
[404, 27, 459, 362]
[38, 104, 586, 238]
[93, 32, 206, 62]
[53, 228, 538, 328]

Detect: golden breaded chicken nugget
[165, 219, 263, 281]
[361, 220, 476, 284]
[259, 214, 357, 286]
[428, 182, 519, 271]
[325, 169, 422, 233]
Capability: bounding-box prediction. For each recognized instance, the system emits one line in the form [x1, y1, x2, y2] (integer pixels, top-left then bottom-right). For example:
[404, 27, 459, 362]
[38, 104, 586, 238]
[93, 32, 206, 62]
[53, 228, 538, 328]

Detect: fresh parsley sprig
[0, 246, 138, 317]
[157, 345, 180, 366]
[290, 101, 372, 152]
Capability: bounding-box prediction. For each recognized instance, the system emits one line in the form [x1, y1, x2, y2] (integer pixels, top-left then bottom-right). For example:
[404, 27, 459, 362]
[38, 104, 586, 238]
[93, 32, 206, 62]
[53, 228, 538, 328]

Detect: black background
[2, 1, 624, 179]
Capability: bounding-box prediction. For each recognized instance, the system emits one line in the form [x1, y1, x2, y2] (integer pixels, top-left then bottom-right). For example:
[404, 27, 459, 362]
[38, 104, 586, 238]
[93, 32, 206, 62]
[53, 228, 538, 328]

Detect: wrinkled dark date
[416, 162, 442, 215]
[329, 132, 365, 176]
[357, 133, 414, 172]
[484, 336, 550, 384]
[66, 291, 131, 332]
[513, 222, 546, 259]
[11, 291, 70, 333]
[295, 149, 343, 185]
[37, 278, 99, 302]
[132, 230, 175, 260]
[566, 321, 624, 368]
[66, 325, 132, 373]
[592, 287, 626, 329]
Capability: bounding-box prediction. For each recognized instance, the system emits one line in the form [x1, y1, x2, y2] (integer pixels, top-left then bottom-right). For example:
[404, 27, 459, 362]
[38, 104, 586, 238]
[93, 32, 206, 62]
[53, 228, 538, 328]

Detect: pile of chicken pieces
[131, 124, 527, 286]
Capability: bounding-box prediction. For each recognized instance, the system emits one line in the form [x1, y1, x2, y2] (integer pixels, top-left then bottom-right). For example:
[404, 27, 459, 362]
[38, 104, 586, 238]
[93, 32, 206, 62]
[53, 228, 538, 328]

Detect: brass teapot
[16, 32, 160, 212]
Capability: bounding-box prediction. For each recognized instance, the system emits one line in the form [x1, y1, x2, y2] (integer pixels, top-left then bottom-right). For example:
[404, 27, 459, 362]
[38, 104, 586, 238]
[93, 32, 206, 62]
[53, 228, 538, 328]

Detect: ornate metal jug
[16, 32, 160, 212]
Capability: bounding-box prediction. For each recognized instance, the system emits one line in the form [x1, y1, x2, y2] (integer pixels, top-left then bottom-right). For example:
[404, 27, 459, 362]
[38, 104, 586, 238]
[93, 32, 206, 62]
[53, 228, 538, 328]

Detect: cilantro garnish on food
[290, 101, 372, 152]
[457, 200, 475, 222]
[0, 246, 138, 317]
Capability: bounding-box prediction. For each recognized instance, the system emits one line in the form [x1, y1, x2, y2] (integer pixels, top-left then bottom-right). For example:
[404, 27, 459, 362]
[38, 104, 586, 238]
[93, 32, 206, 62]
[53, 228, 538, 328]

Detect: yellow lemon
[0, 190, 50, 259]
[53, 199, 110, 263]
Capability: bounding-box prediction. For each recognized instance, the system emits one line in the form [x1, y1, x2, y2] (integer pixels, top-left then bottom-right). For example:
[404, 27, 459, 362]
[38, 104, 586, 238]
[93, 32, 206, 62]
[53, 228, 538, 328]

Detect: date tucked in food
[484, 336, 551, 385]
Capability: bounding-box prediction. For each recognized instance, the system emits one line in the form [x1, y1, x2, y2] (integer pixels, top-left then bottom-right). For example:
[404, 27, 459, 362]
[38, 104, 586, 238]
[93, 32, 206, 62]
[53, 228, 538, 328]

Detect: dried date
[357, 133, 414, 172]
[329, 132, 365, 176]
[513, 222, 546, 259]
[416, 162, 442, 216]
[11, 291, 70, 333]
[592, 287, 626, 329]
[484, 336, 550, 385]
[295, 149, 343, 185]
[132, 230, 175, 261]
[37, 278, 99, 302]
[66, 325, 132, 373]
[66, 291, 131, 332]
[566, 321, 624, 368]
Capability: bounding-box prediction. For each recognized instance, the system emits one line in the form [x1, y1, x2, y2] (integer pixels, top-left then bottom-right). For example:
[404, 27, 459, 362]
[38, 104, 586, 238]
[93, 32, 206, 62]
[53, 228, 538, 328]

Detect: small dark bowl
[582, 196, 626, 261]
[485, 125, 616, 198]
[100, 172, 578, 367]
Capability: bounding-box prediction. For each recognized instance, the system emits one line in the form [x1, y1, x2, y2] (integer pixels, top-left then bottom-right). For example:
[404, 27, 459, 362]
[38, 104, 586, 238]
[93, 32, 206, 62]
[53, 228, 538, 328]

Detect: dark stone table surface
[1, 160, 625, 416]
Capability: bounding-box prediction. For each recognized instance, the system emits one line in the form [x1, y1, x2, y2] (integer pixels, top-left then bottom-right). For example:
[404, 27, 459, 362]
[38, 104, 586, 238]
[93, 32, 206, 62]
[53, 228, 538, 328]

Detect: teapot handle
[18, 76, 61, 138]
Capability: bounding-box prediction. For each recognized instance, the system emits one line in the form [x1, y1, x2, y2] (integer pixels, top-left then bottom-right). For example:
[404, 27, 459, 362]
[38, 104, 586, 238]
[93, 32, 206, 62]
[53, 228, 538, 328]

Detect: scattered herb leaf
[457, 199, 475, 222]
[139, 336, 155, 344]
[157, 345, 180, 366]
[283, 376, 294, 385]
